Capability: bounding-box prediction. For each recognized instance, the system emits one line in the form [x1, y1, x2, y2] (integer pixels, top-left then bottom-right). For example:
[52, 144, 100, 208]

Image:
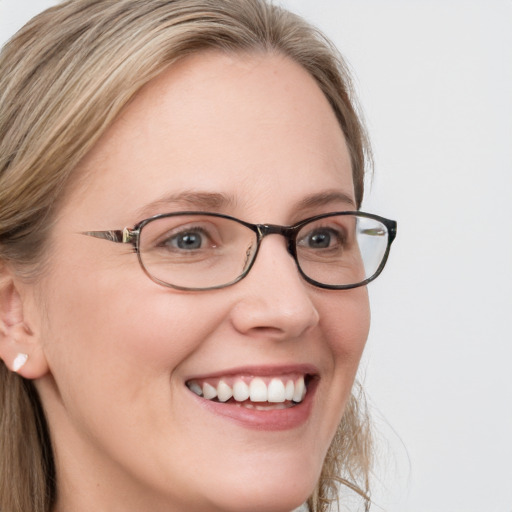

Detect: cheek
[322, 287, 370, 362]
[39, 265, 227, 400]
[318, 287, 370, 424]
[294, 288, 370, 474]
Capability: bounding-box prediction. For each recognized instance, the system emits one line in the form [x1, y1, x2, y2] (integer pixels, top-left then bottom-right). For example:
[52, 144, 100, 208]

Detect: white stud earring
[12, 353, 28, 372]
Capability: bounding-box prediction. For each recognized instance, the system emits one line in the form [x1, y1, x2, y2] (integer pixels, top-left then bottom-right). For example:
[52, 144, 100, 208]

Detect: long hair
[0, 1, 373, 510]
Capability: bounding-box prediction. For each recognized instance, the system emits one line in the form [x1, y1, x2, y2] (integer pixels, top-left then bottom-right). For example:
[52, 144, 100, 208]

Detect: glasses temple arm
[81, 227, 136, 244]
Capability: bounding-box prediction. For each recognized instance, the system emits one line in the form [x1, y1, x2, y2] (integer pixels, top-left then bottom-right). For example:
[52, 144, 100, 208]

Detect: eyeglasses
[83, 211, 397, 291]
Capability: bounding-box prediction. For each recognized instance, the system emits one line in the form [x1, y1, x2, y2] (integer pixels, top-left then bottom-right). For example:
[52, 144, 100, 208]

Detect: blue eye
[172, 231, 204, 250]
[299, 228, 342, 250]
[158, 228, 211, 251]
[306, 230, 332, 248]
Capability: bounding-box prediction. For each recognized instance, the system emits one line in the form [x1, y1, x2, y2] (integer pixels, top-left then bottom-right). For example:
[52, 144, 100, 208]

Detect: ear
[0, 264, 49, 379]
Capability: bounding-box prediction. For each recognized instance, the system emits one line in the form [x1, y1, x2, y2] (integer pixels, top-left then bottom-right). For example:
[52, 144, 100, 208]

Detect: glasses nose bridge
[256, 223, 298, 257]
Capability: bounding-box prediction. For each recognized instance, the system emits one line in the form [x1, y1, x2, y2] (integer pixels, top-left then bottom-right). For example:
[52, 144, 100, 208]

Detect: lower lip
[190, 379, 318, 431]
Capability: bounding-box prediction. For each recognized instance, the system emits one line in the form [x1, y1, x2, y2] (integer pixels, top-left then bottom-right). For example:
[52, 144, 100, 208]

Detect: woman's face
[32, 52, 370, 512]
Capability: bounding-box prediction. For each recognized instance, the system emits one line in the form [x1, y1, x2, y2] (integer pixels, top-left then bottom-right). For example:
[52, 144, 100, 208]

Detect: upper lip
[184, 363, 319, 383]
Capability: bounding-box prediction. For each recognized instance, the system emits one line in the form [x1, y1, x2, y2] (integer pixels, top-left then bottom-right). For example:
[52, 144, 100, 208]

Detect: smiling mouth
[186, 374, 311, 410]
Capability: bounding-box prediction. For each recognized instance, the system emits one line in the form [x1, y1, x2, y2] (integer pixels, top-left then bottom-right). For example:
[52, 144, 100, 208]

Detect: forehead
[65, 51, 353, 226]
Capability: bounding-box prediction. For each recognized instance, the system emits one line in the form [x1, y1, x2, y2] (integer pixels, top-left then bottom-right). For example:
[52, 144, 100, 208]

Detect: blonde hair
[0, 1, 372, 510]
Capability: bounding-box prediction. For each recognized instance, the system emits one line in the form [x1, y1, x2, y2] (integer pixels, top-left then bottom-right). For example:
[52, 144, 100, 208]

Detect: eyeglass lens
[137, 213, 390, 290]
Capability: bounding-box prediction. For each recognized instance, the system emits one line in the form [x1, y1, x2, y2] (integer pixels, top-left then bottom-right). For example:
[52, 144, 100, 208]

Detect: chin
[206, 487, 310, 512]
[194, 453, 320, 512]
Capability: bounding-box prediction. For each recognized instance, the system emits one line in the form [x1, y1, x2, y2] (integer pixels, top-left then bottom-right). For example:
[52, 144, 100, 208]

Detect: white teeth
[188, 381, 203, 396]
[202, 382, 217, 400]
[249, 377, 268, 402]
[285, 380, 294, 401]
[267, 378, 286, 403]
[188, 375, 308, 404]
[233, 380, 250, 401]
[217, 380, 233, 402]
[292, 376, 305, 403]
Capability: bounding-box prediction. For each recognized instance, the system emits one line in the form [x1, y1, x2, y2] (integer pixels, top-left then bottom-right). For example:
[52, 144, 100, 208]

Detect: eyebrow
[135, 188, 356, 220]
[136, 191, 237, 219]
[297, 190, 356, 210]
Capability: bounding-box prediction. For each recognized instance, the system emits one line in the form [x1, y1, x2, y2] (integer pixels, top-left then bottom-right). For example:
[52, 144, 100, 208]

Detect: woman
[0, 1, 396, 511]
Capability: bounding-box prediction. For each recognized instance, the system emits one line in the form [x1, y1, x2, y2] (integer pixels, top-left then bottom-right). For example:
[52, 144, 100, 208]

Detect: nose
[229, 235, 320, 340]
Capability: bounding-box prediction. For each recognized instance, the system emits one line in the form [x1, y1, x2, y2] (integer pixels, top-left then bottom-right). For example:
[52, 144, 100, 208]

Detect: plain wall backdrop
[1, 1, 511, 511]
